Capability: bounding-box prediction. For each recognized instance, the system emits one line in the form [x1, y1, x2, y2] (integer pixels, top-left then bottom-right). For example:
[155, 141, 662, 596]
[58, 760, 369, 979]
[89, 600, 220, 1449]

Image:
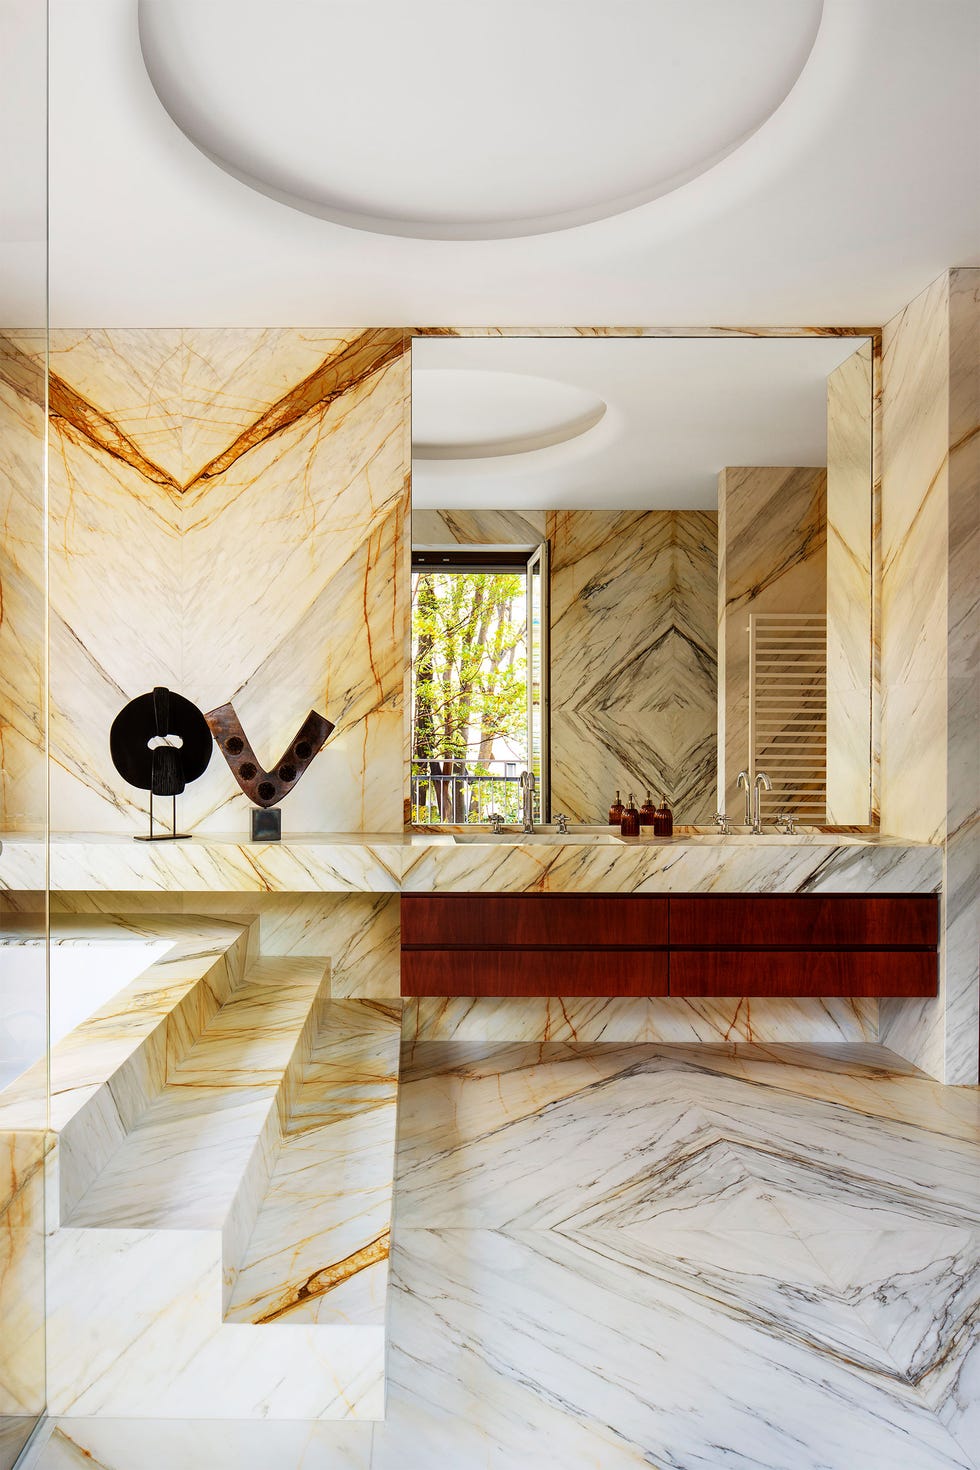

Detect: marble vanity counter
[0, 830, 942, 895]
[401, 829, 941, 895]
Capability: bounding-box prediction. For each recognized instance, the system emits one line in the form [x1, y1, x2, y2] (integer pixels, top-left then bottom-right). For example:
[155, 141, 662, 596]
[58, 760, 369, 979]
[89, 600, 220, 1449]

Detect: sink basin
[452, 831, 625, 846]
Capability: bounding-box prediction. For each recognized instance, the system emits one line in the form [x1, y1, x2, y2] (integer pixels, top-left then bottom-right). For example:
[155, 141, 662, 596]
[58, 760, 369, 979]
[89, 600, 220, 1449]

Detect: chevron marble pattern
[41, 328, 409, 837]
[30, 1041, 980, 1470]
[413, 506, 718, 825]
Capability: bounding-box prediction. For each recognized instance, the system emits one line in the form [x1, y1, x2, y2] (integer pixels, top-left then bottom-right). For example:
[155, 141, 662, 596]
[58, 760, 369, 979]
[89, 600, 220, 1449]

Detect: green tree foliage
[412, 571, 528, 820]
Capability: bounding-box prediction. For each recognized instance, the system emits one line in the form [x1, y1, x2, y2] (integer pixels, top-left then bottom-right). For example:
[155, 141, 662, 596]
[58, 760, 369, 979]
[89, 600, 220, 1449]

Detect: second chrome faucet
[736, 769, 772, 833]
[519, 769, 536, 834]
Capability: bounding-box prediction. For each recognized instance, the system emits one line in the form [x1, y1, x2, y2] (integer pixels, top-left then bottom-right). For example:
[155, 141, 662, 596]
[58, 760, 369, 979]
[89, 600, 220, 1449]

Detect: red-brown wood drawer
[669, 949, 938, 998]
[401, 948, 668, 997]
[669, 895, 938, 949]
[401, 894, 668, 948]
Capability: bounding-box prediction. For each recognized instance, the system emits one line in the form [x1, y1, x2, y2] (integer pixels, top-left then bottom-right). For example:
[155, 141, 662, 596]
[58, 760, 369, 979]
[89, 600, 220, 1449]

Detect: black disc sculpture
[110, 686, 213, 841]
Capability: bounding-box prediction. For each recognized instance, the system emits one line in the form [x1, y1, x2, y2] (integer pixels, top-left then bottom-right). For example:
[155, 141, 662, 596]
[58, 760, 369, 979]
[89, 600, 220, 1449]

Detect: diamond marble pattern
[30, 1042, 980, 1469]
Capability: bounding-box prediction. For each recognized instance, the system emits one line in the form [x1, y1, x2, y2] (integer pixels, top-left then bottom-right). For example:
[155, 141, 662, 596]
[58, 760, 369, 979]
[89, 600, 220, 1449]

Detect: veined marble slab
[401, 830, 941, 895]
[36, 922, 390, 1420]
[0, 830, 942, 895]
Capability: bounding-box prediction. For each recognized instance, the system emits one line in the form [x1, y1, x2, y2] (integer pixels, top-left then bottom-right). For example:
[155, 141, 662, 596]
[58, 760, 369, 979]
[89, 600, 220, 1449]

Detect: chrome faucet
[554, 813, 569, 835]
[752, 771, 772, 834]
[487, 812, 506, 835]
[713, 811, 733, 835]
[736, 771, 751, 827]
[519, 770, 536, 834]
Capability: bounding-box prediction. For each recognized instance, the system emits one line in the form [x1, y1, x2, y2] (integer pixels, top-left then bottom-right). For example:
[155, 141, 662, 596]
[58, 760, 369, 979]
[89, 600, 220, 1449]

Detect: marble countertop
[0, 829, 942, 895]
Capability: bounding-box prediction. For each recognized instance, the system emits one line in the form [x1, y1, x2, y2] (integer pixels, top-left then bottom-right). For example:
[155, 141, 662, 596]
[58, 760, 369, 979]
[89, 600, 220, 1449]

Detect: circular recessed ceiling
[138, 0, 823, 240]
[412, 369, 606, 459]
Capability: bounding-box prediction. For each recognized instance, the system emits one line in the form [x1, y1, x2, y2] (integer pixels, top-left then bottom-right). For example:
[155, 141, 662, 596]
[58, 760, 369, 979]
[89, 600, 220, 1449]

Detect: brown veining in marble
[50, 373, 181, 490]
[251, 1229, 391, 1324]
[184, 329, 406, 489]
[42, 328, 408, 497]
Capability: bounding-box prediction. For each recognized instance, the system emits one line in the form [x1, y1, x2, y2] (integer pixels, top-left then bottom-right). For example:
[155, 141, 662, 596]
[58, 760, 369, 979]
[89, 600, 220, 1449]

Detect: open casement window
[411, 543, 550, 824]
[526, 540, 550, 821]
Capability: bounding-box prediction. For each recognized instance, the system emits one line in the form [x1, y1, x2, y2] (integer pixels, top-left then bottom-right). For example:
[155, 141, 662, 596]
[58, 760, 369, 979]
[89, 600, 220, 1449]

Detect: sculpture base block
[250, 808, 282, 842]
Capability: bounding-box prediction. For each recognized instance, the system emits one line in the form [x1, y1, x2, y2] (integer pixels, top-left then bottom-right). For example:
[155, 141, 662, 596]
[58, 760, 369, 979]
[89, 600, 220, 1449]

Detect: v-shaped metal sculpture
[205, 703, 334, 808]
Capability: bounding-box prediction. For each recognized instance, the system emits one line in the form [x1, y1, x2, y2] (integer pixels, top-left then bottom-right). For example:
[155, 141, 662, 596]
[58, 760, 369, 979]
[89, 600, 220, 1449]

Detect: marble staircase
[30, 917, 402, 1421]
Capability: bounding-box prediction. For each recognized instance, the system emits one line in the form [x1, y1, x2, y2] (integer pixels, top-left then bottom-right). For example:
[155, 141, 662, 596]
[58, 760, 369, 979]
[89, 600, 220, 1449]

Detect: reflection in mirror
[410, 335, 874, 830]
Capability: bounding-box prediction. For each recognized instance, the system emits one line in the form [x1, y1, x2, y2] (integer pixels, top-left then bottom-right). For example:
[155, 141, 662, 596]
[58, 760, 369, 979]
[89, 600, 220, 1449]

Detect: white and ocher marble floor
[27, 1039, 980, 1469]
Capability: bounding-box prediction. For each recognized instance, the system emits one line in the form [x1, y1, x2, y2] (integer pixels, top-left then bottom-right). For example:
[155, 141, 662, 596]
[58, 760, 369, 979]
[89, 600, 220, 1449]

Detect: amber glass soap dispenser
[653, 796, 674, 837]
[640, 792, 656, 827]
[608, 789, 624, 826]
[620, 793, 641, 837]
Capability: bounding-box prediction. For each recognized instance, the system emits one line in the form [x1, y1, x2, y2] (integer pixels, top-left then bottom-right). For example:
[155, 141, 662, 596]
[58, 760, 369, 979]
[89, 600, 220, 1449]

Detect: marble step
[66, 957, 330, 1259]
[46, 964, 396, 1420]
[0, 915, 257, 1225]
[226, 998, 402, 1327]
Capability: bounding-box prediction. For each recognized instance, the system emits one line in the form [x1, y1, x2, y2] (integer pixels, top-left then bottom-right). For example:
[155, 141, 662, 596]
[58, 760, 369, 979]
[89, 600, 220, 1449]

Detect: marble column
[878, 267, 979, 1086]
[826, 342, 874, 823]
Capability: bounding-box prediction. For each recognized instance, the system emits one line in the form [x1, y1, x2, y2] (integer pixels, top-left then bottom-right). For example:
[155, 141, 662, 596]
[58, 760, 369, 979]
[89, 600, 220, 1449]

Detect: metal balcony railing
[410, 759, 531, 824]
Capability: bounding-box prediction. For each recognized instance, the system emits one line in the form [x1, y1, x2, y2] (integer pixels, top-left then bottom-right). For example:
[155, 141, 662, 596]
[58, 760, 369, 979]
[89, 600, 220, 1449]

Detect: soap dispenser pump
[608, 789, 624, 827]
[653, 796, 674, 837]
[620, 793, 640, 838]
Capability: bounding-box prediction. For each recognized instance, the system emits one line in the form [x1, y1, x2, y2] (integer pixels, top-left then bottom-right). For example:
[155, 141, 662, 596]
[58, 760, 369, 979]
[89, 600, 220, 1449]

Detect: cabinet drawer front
[401, 948, 668, 997]
[669, 950, 938, 998]
[669, 896, 938, 949]
[401, 894, 668, 948]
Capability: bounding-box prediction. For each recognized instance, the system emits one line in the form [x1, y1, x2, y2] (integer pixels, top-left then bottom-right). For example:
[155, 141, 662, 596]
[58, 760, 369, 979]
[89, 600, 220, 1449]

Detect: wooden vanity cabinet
[668, 894, 938, 997]
[400, 893, 938, 998]
[400, 893, 669, 996]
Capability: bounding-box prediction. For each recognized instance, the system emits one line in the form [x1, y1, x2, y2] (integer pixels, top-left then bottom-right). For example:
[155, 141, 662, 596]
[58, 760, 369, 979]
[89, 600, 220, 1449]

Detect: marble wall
[412, 508, 718, 824]
[717, 466, 827, 819]
[45, 329, 410, 837]
[0, 334, 47, 836]
[0, 328, 49, 1459]
[826, 342, 874, 824]
[878, 268, 980, 1086]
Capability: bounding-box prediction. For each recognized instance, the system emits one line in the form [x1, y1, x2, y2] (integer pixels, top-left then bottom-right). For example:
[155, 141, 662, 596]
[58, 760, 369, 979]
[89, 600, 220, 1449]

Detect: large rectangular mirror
[409, 334, 875, 831]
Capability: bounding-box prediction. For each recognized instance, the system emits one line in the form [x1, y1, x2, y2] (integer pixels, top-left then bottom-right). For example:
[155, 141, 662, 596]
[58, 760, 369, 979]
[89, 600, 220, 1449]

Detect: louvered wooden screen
[748, 613, 827, 824]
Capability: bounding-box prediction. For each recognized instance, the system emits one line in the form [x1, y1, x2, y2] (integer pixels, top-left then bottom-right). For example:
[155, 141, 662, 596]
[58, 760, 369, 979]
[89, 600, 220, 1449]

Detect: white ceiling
[6, 0, 980, 326]
[137, 0, 823, 240]
[410, 336, 865, 511]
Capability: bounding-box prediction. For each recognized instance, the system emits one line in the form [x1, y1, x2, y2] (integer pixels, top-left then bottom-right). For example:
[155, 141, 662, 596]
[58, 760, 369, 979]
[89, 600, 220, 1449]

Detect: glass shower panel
[0, 0, 49, 1462]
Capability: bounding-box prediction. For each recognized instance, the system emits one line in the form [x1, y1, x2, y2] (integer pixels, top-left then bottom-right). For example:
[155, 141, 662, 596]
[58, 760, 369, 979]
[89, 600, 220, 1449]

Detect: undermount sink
[452, 831, 625, 846]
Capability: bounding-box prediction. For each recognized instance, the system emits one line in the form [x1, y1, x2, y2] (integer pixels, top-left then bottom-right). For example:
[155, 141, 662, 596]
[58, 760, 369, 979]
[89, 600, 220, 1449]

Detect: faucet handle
[487, 811, 505, 834]
[713, 811, 733, 834]
[554, 813, 569, 835]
